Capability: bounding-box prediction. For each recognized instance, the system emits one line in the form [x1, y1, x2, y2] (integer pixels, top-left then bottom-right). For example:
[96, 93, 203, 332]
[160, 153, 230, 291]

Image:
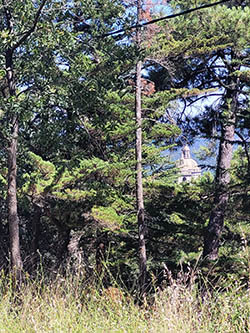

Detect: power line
[101, 0, 232, 38]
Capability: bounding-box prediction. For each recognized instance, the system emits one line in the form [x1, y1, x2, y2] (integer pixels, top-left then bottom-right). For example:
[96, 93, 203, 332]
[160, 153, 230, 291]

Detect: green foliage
[0, 0, 249, 292]
[91, 206, 124, 231]
[22, 152, 56, 196]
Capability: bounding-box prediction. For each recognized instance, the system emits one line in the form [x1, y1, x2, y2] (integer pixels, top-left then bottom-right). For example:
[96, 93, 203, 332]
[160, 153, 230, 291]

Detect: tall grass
[0, 271, 249, 333]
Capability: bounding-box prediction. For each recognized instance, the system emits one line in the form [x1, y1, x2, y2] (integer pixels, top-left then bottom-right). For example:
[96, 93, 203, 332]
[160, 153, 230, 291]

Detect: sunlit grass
[0, 272, 249, 333]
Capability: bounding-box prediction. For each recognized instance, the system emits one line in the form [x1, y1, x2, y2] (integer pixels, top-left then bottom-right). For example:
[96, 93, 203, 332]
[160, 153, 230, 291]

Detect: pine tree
[148, 0, 250, 260]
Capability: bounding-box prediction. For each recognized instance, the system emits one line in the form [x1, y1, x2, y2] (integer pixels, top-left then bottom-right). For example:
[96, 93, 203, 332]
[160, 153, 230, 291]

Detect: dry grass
[0, 271, 249, 333]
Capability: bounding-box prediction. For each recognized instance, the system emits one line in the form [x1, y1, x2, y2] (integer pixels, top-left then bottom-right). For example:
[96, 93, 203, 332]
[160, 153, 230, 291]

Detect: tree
[134, 0, 147, 299]
[0, 0, 50, 283]
[0, 0, 139, 278]
[148, 0, 250, 261]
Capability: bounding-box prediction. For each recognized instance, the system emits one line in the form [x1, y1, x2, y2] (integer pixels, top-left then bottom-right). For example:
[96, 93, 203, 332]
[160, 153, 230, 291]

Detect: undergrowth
[0, 269, 249, 333]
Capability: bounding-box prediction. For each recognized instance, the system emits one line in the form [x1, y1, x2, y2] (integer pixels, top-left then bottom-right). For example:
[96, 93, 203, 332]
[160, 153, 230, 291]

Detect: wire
[101, 0, 232, 38]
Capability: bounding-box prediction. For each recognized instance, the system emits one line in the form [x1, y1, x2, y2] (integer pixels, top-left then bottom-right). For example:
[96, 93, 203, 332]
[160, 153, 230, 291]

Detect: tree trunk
[67, 230, 85, 276]
[135, 0, 147, 299]
[203, 88, 238, 260]
[6, 48, 23, 282]
[57, 227, 71, 264]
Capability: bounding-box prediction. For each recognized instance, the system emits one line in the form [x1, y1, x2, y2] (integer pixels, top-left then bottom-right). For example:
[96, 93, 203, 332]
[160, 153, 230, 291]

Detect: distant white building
[177, 145, 201, 183]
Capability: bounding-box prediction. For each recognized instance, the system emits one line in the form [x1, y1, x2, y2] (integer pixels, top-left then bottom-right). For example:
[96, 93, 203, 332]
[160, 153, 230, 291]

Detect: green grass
[0, 273, 249, 333]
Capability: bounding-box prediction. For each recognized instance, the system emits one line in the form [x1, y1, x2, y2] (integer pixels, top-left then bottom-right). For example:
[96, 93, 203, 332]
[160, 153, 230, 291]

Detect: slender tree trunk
[8, 118, 23, 280]
[135, 0, 147, 299]
[6, 48, 23, 282]
[203, 88, 238, 260]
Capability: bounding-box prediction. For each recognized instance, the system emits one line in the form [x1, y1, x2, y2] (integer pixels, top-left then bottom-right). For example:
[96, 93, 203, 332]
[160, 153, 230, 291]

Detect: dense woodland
[0, 0, 249, 300]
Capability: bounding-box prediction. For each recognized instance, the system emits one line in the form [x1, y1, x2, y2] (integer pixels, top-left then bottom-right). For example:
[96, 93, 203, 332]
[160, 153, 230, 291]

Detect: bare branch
[186, 93, 224, 107]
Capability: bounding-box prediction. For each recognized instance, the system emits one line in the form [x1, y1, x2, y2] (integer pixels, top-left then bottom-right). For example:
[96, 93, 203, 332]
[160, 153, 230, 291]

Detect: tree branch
[11, 0, 47, 51]
[186, 93, 224, 107]
[101, 0, 232, 38]
[235, 130, 250, 174]
[2, 0, 13, 31]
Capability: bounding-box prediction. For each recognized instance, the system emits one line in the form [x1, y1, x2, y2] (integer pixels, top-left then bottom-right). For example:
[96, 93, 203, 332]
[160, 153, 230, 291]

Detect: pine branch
[235, 130, 250, 173]
[101, 0, 232, 38]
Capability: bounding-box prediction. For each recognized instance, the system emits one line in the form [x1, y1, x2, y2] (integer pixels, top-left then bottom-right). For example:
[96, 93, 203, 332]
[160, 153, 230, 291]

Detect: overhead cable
[101, 0, 232, 37]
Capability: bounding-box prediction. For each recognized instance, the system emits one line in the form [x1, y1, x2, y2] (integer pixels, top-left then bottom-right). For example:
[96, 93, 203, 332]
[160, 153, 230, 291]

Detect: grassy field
[0, 272, 249, 333]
